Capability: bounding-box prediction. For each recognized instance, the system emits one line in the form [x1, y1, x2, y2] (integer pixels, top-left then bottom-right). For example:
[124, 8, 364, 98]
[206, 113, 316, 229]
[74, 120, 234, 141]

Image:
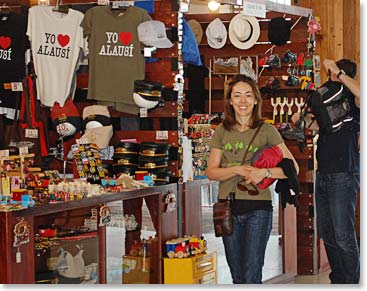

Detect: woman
[207, 74, 298, 284]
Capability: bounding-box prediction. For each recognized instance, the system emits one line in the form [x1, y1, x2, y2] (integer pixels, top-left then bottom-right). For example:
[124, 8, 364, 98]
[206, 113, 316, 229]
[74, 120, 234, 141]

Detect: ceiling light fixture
[208, 0, 220, 12]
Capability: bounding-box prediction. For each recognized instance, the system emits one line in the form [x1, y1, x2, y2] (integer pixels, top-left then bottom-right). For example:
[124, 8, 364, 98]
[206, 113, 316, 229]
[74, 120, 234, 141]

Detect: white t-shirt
[27, 6, 86, 107]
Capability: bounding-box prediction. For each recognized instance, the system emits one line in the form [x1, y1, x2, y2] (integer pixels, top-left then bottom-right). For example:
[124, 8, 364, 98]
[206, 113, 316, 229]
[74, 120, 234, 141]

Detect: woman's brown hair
[222, 74, 263, 131]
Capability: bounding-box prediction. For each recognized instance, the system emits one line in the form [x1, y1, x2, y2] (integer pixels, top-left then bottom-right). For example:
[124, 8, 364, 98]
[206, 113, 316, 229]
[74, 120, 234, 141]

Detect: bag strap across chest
[241, 123, 263, 165]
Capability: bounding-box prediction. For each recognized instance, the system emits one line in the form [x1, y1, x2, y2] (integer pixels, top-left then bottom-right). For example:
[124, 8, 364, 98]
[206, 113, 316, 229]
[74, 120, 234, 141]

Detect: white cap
[56, 122, 77, 137]
[205, 18, 227, 49]
[138, 20, 173, 48]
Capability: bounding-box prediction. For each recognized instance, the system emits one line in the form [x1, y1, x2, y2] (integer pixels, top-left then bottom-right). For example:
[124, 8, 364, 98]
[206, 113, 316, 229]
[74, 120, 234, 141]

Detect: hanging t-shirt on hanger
[81, 6, 151, 114]
[27, 5, 85, 107]
[0, 12, 29, 116]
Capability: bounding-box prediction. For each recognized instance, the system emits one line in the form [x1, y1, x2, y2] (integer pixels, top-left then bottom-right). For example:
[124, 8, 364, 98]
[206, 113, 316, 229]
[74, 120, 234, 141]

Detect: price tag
[3, 83, 12, 90]
[76, 138, 89, 145]
[0, 149, 10, 160]
[11, 82, 23, 92]
[18, 146, 28, 156]
[156, 131, 168, 140]
[25, 128, 38, 138]
[144, 47, 156, 57]
[140, 108, 148, 118]
[179, 2, 189, 12]
[16, 251, 21, 263]
[112, 1, 133, 8]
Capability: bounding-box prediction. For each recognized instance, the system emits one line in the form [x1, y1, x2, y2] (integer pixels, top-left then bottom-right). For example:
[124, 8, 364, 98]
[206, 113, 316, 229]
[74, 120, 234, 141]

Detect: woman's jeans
[222, 210, 272, 284]
[316, 172, 360, 284]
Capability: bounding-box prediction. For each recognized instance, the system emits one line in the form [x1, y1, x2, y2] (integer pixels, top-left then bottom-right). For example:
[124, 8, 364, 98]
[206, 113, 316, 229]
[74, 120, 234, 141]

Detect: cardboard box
[122, 255, 151, 284]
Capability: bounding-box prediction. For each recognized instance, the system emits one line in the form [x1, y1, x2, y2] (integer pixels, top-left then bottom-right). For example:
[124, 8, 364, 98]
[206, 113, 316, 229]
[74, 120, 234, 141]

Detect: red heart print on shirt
[119, 32, 132, 46]
[0, 36, 11, 49]
[57, 34, 70, 47]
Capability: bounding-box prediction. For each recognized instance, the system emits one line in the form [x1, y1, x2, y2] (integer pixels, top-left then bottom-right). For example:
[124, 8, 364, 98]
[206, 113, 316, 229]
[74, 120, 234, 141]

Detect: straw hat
[229, 13, 260, 50]
[188, 19, 203, 44]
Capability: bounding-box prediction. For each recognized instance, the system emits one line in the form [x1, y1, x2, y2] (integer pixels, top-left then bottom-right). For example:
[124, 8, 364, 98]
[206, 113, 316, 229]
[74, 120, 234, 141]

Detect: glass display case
[0, 184, 178, 284]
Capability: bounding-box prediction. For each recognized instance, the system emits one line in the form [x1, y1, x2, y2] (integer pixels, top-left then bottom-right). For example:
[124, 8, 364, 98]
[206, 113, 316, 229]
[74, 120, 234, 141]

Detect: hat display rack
[257, 15, 303, 78]
[186, 7, 316, 115]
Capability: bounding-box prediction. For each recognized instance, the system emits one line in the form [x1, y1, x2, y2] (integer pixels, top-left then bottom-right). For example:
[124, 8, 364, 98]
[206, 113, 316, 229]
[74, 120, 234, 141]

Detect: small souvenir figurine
[125, 214, 138, 231]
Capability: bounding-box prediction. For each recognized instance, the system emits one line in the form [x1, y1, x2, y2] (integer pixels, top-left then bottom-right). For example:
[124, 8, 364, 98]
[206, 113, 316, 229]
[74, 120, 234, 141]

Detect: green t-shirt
[210, 123, 284, 201]
[81, 6, 151, 114]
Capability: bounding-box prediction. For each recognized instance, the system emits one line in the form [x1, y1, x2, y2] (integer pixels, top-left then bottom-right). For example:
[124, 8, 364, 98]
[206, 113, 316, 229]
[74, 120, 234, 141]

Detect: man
[292, 59, 360, 284]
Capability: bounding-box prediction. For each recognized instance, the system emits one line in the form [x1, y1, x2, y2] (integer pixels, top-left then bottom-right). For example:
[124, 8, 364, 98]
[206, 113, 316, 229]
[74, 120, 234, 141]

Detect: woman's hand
[242, 165, 266, 185]
[232, 165, 251, 177]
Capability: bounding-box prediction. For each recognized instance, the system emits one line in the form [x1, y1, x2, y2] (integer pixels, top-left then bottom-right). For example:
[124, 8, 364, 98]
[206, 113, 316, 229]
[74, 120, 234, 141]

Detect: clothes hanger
[110, 1, 132, 12]
[52, 0, 69, 14]
[0, 3, 11, 15]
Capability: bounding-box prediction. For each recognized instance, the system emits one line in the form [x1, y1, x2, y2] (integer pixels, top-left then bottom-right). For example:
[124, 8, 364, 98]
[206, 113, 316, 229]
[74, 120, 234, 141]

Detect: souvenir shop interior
[0, 0, 359, 285]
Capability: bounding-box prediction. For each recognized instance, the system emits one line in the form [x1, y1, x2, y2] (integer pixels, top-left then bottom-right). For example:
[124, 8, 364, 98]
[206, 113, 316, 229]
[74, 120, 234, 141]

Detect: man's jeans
[316, 172, 360, 284]
[222, 210, 272, 284]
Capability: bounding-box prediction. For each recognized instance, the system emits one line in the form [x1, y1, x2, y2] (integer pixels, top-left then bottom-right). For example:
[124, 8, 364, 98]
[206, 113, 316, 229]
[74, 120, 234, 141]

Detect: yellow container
[164, 251, 217, 284]
[122, 255, 150, 284]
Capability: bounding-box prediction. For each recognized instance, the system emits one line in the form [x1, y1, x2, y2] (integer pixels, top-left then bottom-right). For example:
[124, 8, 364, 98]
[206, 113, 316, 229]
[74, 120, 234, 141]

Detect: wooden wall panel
[343, 0, 360, 70]
[311, 0, 360, 82]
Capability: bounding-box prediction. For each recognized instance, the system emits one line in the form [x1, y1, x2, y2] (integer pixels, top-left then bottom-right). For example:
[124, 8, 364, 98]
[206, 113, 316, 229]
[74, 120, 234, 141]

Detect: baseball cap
[205, 18, 227, 49]
[138, 20, 173, 48]
[51, 99, 82, 137]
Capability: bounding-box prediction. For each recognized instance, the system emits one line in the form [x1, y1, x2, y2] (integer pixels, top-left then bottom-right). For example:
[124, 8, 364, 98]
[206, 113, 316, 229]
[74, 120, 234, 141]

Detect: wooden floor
[201, 187, 283, 284]
[291, 270, 330, 284]
[106, 199, 334, 285]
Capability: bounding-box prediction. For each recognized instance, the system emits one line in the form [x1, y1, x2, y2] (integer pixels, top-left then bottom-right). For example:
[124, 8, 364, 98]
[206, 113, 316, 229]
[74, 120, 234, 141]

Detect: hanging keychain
[13, 218, 30, 263]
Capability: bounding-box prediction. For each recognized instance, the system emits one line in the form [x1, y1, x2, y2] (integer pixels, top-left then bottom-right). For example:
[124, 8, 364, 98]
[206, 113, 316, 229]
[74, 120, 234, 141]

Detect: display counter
[0, 183, 178, 284]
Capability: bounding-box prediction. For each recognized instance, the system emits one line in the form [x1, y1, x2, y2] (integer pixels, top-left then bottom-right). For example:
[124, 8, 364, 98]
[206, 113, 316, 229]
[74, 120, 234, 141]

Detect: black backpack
[308, 80, 354, 134]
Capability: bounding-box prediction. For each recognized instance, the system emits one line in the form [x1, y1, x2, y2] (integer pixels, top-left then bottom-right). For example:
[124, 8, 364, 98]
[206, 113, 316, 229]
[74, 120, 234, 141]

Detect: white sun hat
[229, 13, 260, 50]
